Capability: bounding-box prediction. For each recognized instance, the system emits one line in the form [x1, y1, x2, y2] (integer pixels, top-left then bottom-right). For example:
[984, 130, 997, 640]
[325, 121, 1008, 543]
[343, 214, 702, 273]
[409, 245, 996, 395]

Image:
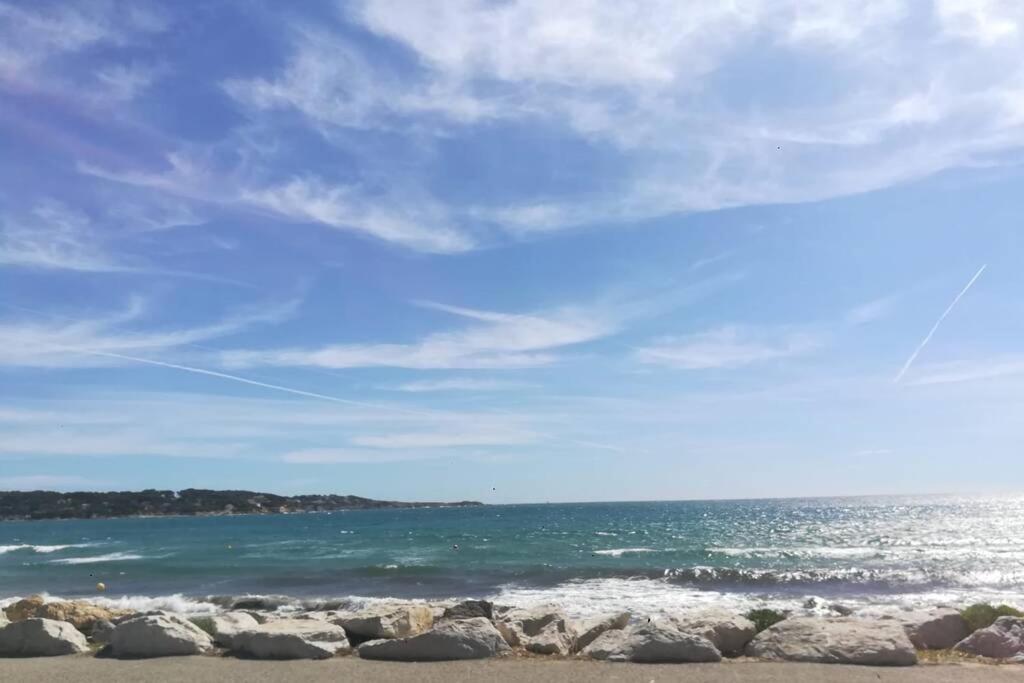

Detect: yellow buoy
[95, 582, 106, 592]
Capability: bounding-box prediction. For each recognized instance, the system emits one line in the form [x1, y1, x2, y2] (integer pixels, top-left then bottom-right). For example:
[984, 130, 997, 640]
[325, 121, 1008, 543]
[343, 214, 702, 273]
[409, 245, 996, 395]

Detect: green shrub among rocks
[960, 603, 1023, 632]
[745, 608, 787, 633]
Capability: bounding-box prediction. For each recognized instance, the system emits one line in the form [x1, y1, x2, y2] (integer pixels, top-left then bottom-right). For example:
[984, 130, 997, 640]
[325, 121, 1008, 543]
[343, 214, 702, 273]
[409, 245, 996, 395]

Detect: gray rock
[0, 618, 89, 656]
[357, 617, 510, 661]
[592, 622, 722, 663]
[210, 611, 260, 649]
[442, 600, 494, 621]
[90, 619, 115, 644]
[746, 617, 917, 666]
[333, 603, 433, 640]
[954, 616, 1024, 660]
[830, 603, 854, 616]
[495, 608, 576, 655]
[671, 610, 757, 657]
[581, 628, 630, 660]
[110, 613, 214, 658]
[901, 609, 970, 650]
[231, 619, 350, 659]
[573, 612, 630, 652]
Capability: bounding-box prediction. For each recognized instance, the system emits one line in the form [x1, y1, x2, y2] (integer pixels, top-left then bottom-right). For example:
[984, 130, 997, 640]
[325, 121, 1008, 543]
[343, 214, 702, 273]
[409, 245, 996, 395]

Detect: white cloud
[351, 430, 536, 448]
[907, 356, 1024, 386]
[393, 377, 533, 392]
[217, 0, 1024, 235]
[0, 1, 168, 88]
[94, 62, 166, 102]
[81, 157, 476, 254]
[845, 294, 899, 325]
[222, 301, 613, 370]
[0, 202, 138, 273]
[280, 449, 444, 464]
[0, 296, 299, 369]
[635, 326, 820, 369]
[241, 177, 473, 254]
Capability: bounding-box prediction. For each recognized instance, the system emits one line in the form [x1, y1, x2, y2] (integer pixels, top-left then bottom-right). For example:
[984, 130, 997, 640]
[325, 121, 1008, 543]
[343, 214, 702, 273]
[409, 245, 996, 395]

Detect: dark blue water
[2, 496, 1023, 616]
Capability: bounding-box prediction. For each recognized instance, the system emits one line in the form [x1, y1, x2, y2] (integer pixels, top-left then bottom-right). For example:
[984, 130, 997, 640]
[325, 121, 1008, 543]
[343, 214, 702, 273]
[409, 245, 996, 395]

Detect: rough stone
[357, 617, 510, 661]
[90, 619, 115, 644]
[495, 608, 576, 655]
[954, 616, 1024, 660]
[746, 617, 917, 666]
[581, 628, 630, 660]
[210, 611, 260, 649]
[587, 622, 721, 663]
[3, 595, 130, 633]
[333, 603, 433, 640]
[901, 609, 970, 650]
[671, 610, 757, 657]
[230, 619, 350, 659]
[0, 618, 89, 656]
[442, 600, 494, 621]
[572, 612, 630, 652]
[109, 613, 214, 658]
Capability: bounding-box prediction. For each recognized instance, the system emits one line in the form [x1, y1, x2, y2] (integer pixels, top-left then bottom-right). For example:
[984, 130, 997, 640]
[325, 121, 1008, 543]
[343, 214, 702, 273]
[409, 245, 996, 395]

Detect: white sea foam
[488, 577, 1024, 619]
[593, 547, 656, 557]
[48, 552, 144, 565]
[0, 543, 99, 555]
[707, 546, 882, 560]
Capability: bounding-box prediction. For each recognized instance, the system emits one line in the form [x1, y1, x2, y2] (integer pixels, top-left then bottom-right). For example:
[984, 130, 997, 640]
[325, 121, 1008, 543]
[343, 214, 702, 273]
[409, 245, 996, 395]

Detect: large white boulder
[210, 611, 260, 649]
[954, 616, 1024, 660]
[231, 619, 350, 659]
[358, 617, 511, 661]
[746, 617, 917, 666]
[671, 610, 757, 657]
[585, 622, 721, 663]
[109, 613, 214, 658]
[496, 607, 576, 655]
[899, 609, 970, 650]
[0, 618, 89, 656]
[333, 603, 433, 640]
[573, 612, 630, 652]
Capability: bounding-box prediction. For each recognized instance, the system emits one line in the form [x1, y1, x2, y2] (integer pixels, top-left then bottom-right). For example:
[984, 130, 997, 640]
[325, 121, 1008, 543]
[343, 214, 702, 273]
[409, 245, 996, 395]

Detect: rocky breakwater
[1, 596, 1023, 666]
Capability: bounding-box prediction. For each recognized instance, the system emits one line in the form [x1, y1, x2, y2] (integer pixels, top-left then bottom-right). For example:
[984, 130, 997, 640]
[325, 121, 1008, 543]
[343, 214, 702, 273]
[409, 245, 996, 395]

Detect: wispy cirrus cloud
[81, 156, 476, 254]
[0, 296, 300, 369]
[221, 300, 615, 370]
[907, 356, 1024, 386]
[392, 377, 535, 392]
[635, 326, 821, 370]
[217, 0, 1024, 235]
[0, 202, 139, 273]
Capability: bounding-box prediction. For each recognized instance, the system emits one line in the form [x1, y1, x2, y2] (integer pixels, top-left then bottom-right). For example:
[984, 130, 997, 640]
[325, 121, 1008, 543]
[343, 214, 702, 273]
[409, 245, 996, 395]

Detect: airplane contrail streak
[893, 264, 987, 384]
[71, 349, 627, 453]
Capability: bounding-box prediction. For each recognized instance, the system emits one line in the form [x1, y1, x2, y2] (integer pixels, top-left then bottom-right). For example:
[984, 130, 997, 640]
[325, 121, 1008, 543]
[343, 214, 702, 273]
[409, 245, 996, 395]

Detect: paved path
[2, 656, 1023, 683]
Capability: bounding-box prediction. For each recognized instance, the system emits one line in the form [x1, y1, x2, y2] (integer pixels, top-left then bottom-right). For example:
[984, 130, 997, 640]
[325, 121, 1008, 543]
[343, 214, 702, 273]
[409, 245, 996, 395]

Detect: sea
[2, 495, 1023, 618]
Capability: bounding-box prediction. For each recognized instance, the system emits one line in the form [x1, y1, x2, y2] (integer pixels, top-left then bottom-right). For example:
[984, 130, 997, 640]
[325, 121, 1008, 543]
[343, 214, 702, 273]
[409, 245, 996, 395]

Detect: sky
[1, 0, 1023, 503]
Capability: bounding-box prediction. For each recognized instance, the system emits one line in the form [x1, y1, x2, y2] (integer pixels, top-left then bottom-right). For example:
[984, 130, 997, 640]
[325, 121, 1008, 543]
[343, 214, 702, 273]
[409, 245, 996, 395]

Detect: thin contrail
[70, 349, 441, 418]
[71, 349, 627, 453]
[893, 265, 987, 384]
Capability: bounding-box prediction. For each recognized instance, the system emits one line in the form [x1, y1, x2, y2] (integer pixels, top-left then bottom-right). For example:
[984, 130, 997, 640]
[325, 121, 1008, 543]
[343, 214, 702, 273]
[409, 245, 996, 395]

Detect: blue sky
[2, 0, 1023, 502]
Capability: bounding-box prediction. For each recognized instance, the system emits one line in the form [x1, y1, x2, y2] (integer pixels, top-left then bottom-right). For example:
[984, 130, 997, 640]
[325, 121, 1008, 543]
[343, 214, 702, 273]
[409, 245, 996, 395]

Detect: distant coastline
[0, 488, 484, 521]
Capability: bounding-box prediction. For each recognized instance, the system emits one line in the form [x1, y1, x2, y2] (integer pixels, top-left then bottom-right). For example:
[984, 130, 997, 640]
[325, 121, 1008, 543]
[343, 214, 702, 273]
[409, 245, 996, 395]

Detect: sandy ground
[1, 656, 1022, 683]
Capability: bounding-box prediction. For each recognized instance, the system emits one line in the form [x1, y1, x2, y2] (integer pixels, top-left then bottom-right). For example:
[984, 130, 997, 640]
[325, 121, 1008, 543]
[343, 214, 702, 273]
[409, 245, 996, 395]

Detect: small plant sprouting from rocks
[745, 608, 787, 633]
[960, 603, 1024, 632]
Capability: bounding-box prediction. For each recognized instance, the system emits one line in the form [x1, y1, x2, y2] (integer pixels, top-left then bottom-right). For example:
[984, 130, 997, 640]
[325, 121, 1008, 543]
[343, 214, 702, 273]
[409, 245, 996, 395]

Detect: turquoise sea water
[2, 496, 1023, 616]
